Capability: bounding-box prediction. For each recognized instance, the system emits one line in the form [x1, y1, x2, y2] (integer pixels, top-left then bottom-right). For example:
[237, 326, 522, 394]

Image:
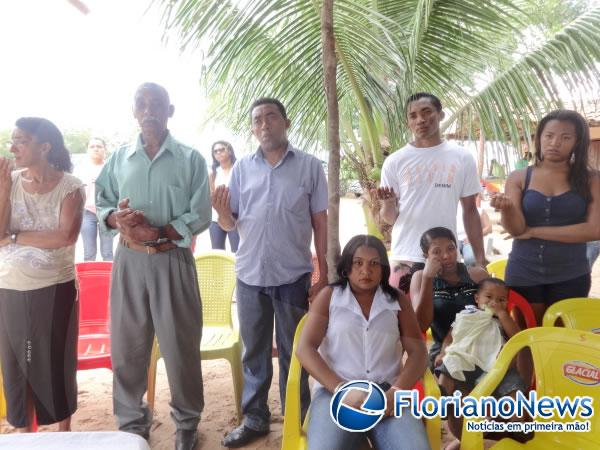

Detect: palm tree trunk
[478, 128, 485, 179]
[321, 0, 340, 281]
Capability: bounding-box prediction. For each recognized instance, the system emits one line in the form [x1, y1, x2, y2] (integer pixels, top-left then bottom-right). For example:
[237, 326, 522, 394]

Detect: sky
[0, 0, 251, 159]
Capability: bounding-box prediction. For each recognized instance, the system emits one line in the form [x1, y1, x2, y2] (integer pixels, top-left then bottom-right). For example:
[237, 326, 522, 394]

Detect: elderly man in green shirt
[96, 82, 211, 450]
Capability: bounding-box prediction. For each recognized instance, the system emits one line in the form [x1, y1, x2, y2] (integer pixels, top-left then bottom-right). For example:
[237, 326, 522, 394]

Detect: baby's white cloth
[442, 305, 504, 381]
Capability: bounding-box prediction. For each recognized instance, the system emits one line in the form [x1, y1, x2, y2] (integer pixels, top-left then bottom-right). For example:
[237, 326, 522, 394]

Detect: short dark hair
[419, 227, 456, 256]
[477, 277, 508, 293]
[15, 117, 73, 173]
[534, 109, 592, 203]
[249, 97, 287, 120]
[332, 234, 399, 301]
[134, 82, 171, 105]
[210, 140, 237, 177]
[88, 137, 106, 147]
[405, 92, 443, 114]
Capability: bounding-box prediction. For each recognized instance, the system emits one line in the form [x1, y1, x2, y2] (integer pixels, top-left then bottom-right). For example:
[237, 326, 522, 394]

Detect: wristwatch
[142, 226, 170, 247]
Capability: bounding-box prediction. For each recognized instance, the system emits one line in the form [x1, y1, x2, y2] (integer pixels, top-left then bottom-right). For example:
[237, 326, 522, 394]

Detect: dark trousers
[236, 273, 311, 431]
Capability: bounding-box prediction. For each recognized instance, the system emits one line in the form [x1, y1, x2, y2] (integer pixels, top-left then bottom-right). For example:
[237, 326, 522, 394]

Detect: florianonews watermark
[329, 380, 594, 433]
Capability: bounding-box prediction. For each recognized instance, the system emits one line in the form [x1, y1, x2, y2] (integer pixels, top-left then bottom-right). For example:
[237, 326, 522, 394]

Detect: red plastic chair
[507, 289, 537, 329]
[76, 262, 113, 371]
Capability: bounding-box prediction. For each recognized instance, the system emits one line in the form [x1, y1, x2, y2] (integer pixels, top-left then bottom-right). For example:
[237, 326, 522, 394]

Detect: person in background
[587, 240, 600, 270]
[456, 193, 492, 266]
[209, 140, 239, 252]
[77, 137, 114, 261]
[0, 117, 84, 432]
[491, 109, 600, 325]
[297, 235, 430, 450]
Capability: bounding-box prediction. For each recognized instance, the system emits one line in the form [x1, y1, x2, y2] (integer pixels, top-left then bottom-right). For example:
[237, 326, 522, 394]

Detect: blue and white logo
[330, 380, 386, 432]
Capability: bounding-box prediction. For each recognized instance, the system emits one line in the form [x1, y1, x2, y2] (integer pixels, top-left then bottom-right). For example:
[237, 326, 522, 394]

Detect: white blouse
[211, 166, 233, 221]
[0, 170, 84, 291]
[316, 284, 403, 390]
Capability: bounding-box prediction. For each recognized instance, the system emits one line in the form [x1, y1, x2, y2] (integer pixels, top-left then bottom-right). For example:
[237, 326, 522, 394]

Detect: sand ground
[1, 196, 599, 449]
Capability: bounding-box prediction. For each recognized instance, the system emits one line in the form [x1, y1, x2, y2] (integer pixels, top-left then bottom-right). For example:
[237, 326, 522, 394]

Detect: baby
[435, 277, 526, 397]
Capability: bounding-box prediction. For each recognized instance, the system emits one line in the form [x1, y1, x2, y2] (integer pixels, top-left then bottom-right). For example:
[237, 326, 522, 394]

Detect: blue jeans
[236, 274, 311, 431]
[81, 210, 114, 261]
[587, 241, 600, 269]
[209, 221, 239, 252]
[459, 241, 476, 266]
[307, 388, 431, 450]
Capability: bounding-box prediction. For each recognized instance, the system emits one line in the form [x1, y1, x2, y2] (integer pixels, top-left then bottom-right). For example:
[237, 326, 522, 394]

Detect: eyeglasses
[213, 147, 227, 154]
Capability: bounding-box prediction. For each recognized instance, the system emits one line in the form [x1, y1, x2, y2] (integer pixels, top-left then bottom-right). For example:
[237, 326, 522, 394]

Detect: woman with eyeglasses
[209, 140, 239, 252]
[0, 117, 84, 432]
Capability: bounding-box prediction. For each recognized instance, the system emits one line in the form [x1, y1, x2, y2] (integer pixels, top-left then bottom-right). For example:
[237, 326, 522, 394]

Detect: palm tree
[152, 0, 600, 255]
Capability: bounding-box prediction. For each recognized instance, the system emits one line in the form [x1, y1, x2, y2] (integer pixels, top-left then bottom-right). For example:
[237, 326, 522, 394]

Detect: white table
[0, 431, 150, 449]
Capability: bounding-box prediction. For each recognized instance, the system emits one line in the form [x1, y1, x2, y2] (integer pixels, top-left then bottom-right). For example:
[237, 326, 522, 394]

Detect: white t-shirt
[380, 141, 480, 263]
[211, 166, 233, 221]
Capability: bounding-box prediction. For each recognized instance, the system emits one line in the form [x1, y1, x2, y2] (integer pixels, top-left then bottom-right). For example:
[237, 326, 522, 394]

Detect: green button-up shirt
[95, 132, 210, 248]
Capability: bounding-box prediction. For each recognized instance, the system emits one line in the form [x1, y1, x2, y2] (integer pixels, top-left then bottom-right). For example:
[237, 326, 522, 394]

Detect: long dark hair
[15, 117, 73, 173]
[534, 109, 591, 203]
[332, 234, 399, 301]
[210, 141, 236, 177]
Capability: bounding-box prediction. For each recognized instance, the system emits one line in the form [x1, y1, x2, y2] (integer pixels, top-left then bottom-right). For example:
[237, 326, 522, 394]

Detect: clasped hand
[114, 198, 154, 243]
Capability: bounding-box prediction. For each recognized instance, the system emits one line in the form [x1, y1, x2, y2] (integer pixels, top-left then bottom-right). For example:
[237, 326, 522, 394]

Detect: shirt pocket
[167, 185, 187, 218]
[284, 186, 309, 215]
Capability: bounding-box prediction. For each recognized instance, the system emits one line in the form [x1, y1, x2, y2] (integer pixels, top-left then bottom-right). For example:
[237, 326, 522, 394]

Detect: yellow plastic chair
[461, 327, 600, 449]
[542, 297, 600, 334]
[0, 367, 6, 422]
[281, 315, 442, 450]
[486, 258, 507, 280]
[147, 250, 242, 422]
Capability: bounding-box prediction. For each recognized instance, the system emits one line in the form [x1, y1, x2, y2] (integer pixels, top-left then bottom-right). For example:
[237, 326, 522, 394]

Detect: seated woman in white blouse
[296, 235, 430, 450]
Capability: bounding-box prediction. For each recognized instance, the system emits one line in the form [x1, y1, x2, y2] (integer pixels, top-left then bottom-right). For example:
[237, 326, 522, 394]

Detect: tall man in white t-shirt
[377, 93, 484, 290]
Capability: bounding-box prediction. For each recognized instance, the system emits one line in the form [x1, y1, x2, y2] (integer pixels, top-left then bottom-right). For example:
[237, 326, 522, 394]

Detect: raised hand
[422, 255, 442, 279]
[373, 186, 397, 204]
[489, 193, 513, 211]
[211, 185, 232, 217]
[0, 158, 14, 197]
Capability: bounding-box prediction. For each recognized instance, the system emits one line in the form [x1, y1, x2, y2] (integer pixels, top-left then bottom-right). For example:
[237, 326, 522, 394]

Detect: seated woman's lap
[307, 388, 430, 450]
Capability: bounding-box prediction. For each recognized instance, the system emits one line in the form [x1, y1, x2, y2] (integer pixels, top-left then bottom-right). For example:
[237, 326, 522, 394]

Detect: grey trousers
[110, 244, 204, 435]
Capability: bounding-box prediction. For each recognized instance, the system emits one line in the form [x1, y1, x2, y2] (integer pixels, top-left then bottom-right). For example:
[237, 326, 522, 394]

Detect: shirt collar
[252, 142, 296, 165]
[338, 284, 400, 322]
[127, 131, 176, 159]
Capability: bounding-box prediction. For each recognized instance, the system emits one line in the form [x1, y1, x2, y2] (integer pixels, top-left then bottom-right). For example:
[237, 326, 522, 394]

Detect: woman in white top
[208, 141, 239, 252]
[77, 137, 114, 261]
[0, 117, 84, 432]
[297, 235, 430, 450]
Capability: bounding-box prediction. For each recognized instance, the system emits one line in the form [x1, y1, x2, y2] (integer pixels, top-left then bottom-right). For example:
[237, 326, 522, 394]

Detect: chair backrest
[75, 262, 112, 336]
[282, 315, 308, 449]
[486, 258, 507, 280]
[543, 298, 600, 334]
[507, 289, 537, 328]
[195, 250, 236, 328]
[506, 329, 600, 429]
